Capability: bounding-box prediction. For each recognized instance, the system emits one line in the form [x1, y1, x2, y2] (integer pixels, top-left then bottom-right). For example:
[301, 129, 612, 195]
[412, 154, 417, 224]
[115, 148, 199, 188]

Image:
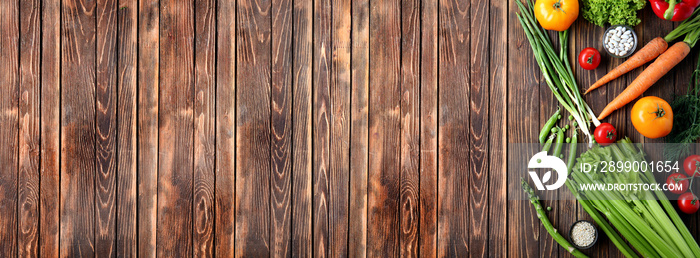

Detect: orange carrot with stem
[597, 41, 691, 120]
[584, 37, 668, 95]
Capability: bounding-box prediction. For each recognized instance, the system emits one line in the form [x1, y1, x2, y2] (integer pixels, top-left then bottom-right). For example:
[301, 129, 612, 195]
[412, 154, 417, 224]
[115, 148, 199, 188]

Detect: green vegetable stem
[522, 179, 589, 258]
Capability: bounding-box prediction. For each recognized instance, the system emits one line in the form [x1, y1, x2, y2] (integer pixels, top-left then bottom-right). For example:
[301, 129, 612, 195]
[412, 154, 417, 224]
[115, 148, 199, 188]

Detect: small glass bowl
[602, 25, 638, 59]
[569, 220, 599, 250]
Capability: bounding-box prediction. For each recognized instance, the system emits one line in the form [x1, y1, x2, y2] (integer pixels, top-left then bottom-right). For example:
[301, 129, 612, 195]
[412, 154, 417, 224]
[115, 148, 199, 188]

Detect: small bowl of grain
[569, 220, 598, 249]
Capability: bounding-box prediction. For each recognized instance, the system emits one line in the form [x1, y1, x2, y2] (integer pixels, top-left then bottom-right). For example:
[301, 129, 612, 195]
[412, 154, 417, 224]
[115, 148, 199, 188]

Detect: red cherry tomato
[666, 173, 689, 194]
[678, 192, 700, 214]
[594, 123, 617, 146]
[578, 47, 601, 70]
[683, 155, 700, 177]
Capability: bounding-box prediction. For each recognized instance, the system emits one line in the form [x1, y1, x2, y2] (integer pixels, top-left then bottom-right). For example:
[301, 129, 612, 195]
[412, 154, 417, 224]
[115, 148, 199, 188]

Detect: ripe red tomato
[683, 155, 700, 177]
[666, 173, 689, 195]
[578, 47, 601, 70]
[678, 193, 700, 214]
[594, 123, 617, 146]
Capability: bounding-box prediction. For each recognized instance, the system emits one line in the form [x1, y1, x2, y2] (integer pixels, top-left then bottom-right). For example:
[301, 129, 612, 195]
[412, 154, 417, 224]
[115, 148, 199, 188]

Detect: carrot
[598, 42, 691, 120]
[584, 37, 668, 95]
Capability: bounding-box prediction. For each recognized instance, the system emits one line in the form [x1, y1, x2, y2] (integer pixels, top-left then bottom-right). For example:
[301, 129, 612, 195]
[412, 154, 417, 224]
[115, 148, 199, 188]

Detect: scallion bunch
[516, 0, 601, 147]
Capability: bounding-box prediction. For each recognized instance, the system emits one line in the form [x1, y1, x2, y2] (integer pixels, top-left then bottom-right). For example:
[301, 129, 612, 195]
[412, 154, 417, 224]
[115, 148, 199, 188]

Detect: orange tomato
[534, 0, 579, 31]
[631, 96, 673, 139]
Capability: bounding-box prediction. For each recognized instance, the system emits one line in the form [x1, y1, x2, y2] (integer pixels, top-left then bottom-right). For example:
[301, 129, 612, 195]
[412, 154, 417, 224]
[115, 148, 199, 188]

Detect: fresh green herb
[580, 0, 646, 27]
[665, 53, 700, 161]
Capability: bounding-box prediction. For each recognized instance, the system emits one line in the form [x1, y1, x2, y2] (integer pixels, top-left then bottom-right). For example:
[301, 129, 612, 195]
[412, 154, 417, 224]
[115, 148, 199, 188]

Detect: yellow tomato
[631, 96, 673, 139]
[534, 0, 579, 31]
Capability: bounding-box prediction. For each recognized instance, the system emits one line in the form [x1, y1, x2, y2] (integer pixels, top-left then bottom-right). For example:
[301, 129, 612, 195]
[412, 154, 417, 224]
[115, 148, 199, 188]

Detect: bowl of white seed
[569, 220, 598, 249]
[603, 25, 637, 58]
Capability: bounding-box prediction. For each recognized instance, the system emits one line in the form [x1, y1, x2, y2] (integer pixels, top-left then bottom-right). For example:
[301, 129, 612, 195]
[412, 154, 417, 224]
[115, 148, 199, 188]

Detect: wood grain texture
[40, 0, 62, 256]
[137, 0, 159, 256]
[215, 0, 236, 256]
[271, 0, 293, 255]
[349, 0, 369, 255]
[194, 0, 216, 256]
[312, 0, 331, 254]
[0, 0, 19, 256]
[117, 0, 138, 256]
[61, 0, 97, 256]
[291, 0, 313, 256]
[537, 29, 557, 258]
[367, 0, 401, 256]
[400, 0, 420, 256]
[419, 0, 438, 256]
[437, 0, 470, 256]
[236, 0, 272, 255]
[573, 19, 609, 258]
[506, 1, 539, 257]
[18, 0, 41, 256]
[95, 0, 118, 255]
[469, 0, 489, 256]
[330, 0, 351, 256]
[157, 0, 194, 255]
[488, 0, 507, 256]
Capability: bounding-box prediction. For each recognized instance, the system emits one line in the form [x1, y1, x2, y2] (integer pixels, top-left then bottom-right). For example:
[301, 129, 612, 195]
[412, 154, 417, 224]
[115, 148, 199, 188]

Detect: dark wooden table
[1, 0, 698, 257]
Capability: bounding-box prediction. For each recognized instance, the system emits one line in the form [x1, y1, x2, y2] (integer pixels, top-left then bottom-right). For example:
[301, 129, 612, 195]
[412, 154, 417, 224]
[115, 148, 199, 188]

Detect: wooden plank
[116, 0, 137, 256]
[420, 0, 438, 256]
[469, 0, 489, 256]
[312, 0, 331, 254]
[507, 1, 539, 257]
[215, 0, 236, 255]
[0, 0, 19, 256]
[330, 0, 351, 256]
[17, 0, 41, 256]
[367, 0, 401, 256]
[488, 0, 507, 256]
[61, 0, 97, 256]
[400, 0, 420, 256]
[40, 0, 61, 256]
[291, 0, 312, 255]
[437, 0, 470, 256]
[349, 0, 369, 255]
[95, 0, 118, 255]
[137, 0, 159, 256]
[236, 0, 271, 255]
[270, 0, 292, 255]
[194, 0, 216, 256]
[157, 0, 194, 255]
[538, 30, 558, 258]
[573, 19, 609, 258]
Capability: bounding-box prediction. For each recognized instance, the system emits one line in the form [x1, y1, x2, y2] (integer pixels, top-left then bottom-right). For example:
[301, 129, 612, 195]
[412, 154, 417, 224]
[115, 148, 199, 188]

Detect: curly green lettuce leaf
[581, 0, 646, 27]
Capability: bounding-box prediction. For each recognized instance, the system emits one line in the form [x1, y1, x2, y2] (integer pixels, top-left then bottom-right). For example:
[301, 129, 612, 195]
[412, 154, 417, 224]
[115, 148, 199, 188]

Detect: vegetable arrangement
[517, 0, 601, 146]
[580, 0, 646, 27]
[568, 139, 700, 257]
[584, 10, 700, 119]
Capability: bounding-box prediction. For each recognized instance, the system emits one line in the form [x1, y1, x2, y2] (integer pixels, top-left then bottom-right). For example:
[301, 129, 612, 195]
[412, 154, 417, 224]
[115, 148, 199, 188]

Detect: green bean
[552, 127, 565, 157]
[567, 131, 578, 172]
[539, 108, 561, 144]
[542, 133, 556, 153]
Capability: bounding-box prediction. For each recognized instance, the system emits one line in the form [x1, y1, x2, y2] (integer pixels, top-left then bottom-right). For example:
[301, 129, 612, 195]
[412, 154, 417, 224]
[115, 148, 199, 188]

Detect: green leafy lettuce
[581, 0, 646, 27]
